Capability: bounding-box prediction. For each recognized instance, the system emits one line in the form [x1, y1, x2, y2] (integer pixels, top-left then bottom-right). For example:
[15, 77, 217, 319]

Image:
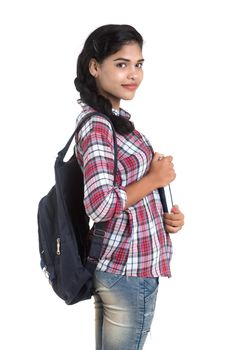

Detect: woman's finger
[165, 224, 182, 234]
[164, 218, 184, 227]
[164, 212, 184, 221]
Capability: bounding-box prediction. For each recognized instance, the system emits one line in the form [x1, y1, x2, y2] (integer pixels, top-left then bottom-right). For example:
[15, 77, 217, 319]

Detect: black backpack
[37, 112, 118, 305]
[37, 111, 169, 305]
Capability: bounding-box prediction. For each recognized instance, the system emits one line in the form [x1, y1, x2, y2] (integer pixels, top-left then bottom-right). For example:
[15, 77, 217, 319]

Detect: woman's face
[89, 42, 144, 109]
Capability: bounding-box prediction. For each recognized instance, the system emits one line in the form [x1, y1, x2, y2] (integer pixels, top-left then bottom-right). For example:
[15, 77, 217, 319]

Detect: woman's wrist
[145, 173, 160, 191]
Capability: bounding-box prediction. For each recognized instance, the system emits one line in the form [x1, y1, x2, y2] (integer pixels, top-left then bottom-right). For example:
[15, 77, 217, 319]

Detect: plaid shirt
[75, 104, 172, 277]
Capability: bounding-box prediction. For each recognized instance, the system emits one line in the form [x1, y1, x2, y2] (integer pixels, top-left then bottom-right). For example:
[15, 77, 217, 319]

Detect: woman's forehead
[108, 43, 143, 61]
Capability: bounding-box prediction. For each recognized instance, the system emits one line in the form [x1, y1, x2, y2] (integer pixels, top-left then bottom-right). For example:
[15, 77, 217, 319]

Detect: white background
[1, 1, 234, 349]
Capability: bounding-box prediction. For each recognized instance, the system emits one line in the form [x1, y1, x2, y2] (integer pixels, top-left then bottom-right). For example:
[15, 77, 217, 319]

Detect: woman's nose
[127, 66, 138, 80]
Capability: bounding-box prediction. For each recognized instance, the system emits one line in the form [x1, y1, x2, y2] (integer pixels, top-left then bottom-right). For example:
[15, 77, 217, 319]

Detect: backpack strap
[58, 111, 118, 186]
[59, 111, 118, 275]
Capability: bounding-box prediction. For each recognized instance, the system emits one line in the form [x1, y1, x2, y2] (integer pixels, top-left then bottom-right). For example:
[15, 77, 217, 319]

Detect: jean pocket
[94, 270, 124, 289]
[144, 277, 159, 301]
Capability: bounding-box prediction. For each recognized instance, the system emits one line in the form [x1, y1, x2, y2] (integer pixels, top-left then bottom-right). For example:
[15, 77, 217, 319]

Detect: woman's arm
[79, 117, 127, 222]
[124, 152, 176, 209]
[123, 173, 157, 209]
[79, 116, 176, 220]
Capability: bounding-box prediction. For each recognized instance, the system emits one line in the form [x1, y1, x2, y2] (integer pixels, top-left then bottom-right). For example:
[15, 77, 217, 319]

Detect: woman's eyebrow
[113, 58, 145, 62]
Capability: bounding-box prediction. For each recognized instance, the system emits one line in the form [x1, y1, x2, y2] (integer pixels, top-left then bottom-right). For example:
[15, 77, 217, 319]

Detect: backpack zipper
[56, 238, 61, 255]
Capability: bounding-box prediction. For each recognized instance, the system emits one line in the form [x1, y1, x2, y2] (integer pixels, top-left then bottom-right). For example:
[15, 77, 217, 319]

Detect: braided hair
[74, 24, 143, 135]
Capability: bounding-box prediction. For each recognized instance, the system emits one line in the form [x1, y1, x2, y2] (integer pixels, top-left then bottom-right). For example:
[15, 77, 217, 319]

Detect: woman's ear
[89, 58, 99, 78]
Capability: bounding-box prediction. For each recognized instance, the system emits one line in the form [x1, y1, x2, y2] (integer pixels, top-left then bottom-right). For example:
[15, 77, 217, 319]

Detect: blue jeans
[93, 270, 159, 350]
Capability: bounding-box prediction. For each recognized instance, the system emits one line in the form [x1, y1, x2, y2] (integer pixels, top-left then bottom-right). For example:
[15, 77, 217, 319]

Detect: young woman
[74, 24, 184, 350]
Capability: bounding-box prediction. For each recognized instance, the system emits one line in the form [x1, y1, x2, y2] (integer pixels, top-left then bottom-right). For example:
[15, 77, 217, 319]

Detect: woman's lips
[121, 84, 138, 91]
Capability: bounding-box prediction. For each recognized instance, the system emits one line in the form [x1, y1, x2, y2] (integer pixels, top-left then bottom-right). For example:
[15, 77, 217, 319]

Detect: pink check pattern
[75, 104, 173, 277]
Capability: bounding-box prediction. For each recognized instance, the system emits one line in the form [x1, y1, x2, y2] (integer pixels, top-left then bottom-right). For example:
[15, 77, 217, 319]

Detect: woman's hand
[148, 152, 176, 188]
[163, 205, 185, 234]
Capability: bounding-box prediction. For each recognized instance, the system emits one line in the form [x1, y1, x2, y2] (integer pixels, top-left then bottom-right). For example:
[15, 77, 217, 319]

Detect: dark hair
[74, 24, 143, 135]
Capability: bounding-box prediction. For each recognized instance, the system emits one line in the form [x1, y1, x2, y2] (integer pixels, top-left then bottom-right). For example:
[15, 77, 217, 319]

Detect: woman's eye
[136, 62, 143, 68]
[115, 62, 143, 69]
[116, 62, 127, 68]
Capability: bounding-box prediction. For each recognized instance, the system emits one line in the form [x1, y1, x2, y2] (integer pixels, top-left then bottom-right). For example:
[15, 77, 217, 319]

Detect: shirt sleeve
[78, 116, 127, 223]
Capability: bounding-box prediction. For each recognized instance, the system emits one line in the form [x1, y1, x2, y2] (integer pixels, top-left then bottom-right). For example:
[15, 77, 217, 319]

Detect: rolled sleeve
[78, 117, 127, 223]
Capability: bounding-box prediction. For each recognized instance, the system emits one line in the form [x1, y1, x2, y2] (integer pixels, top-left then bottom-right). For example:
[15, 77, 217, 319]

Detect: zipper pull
[56, 238, 61, 255]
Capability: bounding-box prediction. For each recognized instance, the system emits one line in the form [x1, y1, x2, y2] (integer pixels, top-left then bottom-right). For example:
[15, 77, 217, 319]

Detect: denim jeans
[93, 270, 159, 350]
